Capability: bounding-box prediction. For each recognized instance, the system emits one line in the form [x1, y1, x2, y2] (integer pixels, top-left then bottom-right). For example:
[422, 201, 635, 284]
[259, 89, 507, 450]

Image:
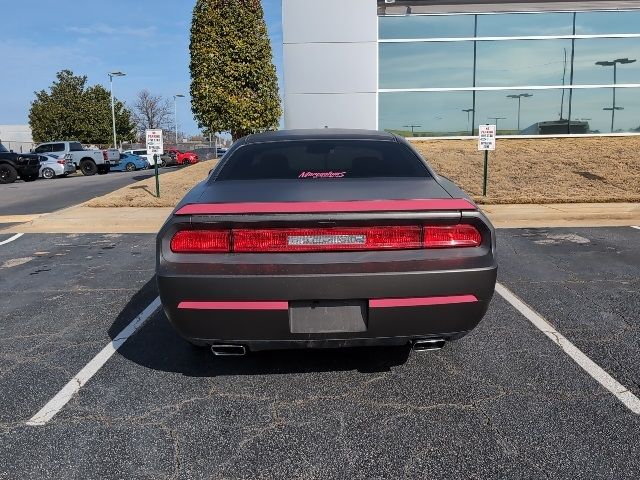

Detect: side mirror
[29, 149, 34, 153]
[10, 150, 14, 153]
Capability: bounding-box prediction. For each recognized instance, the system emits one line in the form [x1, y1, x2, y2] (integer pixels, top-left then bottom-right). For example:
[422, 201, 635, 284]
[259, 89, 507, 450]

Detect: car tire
[21, 173, 38, 182]
[80, 159, 98, 176]
[125, 162, 136, 172]
[0, 164, 19, 184]
[42, 167, 56, 179]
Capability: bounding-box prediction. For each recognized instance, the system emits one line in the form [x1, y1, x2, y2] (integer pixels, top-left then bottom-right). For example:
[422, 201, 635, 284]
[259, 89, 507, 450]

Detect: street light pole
[507, 93, 533, 132]
[462, 108, 474, 135]
[487, 117, 506, 132]
[108, 72, 126, 148]
[173, 94, 185, 146]
[595, 58, 636, 133]
[403, 125, 422, 137]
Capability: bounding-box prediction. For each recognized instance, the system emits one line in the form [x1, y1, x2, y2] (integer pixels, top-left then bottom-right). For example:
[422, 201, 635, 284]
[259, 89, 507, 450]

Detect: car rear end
[156, 131, 497, 352]
[103, 148, 121, 166]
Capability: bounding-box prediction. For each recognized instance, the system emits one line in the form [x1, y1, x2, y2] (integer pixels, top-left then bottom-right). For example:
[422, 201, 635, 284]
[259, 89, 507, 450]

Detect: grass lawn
[87, 137, 640, 208]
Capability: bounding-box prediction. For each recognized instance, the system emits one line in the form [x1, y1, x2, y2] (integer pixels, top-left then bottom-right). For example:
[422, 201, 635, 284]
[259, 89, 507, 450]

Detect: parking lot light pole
[596, 58, 636, 133]
[403, 125, 422, 137]
[487, 117, 506, 133]
[462, 108, 474, 135]
[506, 93, 533, 132]
[173, 94, 185, 146]
[108, 72, 126, 148]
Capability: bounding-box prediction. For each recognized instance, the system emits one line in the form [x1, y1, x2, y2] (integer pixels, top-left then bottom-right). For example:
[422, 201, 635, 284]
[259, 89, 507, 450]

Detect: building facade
[282, 0, 640, 137]
[0, 125, 34, 153]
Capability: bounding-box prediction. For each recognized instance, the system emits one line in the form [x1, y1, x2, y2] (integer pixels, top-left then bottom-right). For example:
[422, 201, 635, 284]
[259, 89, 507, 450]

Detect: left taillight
[170, 230, 230, 253]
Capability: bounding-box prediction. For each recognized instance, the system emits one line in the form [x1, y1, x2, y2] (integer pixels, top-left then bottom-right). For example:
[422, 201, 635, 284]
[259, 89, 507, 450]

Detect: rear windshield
[216, 140, 430, 180]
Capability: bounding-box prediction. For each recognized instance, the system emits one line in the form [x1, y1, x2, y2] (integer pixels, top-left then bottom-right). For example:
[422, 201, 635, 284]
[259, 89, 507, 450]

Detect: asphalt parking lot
[0, 227, 639, 479]
[0, 166, 178, 216]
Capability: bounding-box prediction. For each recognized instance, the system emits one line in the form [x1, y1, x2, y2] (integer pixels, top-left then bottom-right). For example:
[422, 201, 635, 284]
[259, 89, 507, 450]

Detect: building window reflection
[378, 9, 640, 136]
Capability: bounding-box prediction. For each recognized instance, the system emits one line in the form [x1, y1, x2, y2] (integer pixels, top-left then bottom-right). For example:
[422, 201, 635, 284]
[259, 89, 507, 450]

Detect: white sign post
[145, 129, 164, 158]
[477, 124, 496, 196]
[146, 129, 163, 197]
[478, 124, 496, 151]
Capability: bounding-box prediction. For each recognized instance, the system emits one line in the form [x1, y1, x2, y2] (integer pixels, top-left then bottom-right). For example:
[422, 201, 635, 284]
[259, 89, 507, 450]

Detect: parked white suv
[33, 141, 119, 176]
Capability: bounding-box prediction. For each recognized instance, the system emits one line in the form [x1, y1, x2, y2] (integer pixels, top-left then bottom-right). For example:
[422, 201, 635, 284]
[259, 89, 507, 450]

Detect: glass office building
[378, 8, 640, 136]
[282, 1, 640, 137]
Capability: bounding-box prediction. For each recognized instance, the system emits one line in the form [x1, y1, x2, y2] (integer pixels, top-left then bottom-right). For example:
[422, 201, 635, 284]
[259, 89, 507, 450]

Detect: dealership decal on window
[298, 171, 347, 178]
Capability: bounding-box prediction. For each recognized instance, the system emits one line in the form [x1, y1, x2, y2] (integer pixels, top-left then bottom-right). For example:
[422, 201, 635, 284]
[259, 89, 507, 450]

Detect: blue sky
[0, 0, 283, 136]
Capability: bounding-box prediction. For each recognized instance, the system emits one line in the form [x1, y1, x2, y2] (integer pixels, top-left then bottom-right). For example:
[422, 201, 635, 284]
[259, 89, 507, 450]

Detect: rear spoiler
[175, 199, 477, 216]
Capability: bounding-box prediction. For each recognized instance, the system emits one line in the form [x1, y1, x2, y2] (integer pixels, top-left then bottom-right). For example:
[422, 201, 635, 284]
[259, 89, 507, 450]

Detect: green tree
[29, 70, 135, 145]
[190, 0, 281, 141]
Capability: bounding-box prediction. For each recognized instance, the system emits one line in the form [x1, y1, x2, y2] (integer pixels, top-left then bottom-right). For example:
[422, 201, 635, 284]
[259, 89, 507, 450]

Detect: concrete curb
[1, 203, 639, 234]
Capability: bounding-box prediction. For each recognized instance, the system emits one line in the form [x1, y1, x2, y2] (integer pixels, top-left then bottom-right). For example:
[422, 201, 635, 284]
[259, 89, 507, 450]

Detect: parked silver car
[38, 154, 76, 179]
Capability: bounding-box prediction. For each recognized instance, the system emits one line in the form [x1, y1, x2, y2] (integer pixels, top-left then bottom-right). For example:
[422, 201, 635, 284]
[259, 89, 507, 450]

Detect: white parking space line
[27, 297, 161, 426]
[496, 283, 640, 415]
[631, 226, 640, 230]
[0, 233, 24, 246]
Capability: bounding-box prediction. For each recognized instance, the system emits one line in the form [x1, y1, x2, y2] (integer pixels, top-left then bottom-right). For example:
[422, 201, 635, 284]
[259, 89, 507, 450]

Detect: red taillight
[424, 225, 481, 248]
[169, 225, 481, 253]
[170, 230, 230, 253]
[57, 160, 65, 165]
[102, 150, 108, 161]
[233, 226, 422, 252]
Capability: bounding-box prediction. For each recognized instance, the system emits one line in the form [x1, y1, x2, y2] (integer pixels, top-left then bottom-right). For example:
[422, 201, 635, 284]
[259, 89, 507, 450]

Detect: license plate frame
[289, 300, 368, 334]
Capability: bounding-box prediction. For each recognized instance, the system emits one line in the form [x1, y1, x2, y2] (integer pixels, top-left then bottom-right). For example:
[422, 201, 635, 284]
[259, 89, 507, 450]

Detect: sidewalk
[1, 203, 639, 234]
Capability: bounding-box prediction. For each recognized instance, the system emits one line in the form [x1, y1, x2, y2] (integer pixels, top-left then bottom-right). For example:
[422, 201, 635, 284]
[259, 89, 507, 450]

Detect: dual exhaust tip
[210, 339, 446, 356]
[210, 344, 247, 356]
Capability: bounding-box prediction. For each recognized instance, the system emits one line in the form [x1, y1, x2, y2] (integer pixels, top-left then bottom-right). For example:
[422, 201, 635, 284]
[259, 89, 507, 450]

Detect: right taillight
[170, 230, 230, 253]
[423, 225, 482, 248]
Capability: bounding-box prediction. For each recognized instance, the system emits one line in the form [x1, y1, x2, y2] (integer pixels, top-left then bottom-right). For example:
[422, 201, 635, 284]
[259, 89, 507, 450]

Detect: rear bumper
[157, 266, 497, 349]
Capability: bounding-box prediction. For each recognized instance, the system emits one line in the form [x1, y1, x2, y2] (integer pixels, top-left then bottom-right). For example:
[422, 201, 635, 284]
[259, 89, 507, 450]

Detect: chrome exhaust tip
[210, 344, 247, 356]
[412, 338, 446, 352]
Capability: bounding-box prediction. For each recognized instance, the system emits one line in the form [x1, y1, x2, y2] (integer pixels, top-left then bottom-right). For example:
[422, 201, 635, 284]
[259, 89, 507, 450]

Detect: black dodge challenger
[157, 129, 497, 355]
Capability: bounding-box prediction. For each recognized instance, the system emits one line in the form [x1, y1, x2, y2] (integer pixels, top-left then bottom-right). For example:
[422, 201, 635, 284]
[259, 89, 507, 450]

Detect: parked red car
[166, 148, 199, 165]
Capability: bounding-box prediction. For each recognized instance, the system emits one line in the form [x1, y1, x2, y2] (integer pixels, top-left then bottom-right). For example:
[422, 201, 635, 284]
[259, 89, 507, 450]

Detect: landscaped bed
[414, 136, 640, 204]
[86, 160, 218, 208]
[87, 136, 640, 208]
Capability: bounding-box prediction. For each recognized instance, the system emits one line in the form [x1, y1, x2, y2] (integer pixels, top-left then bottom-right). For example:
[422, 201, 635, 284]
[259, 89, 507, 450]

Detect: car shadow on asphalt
[109, 278, 411, 377]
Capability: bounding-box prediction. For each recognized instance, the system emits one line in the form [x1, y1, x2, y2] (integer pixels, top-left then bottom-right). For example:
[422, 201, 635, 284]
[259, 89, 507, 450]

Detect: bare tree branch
[132, 90, 173, 137]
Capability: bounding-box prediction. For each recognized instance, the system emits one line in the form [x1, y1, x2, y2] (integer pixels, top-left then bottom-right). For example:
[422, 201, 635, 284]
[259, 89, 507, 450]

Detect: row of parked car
[0, 141, 227, 184]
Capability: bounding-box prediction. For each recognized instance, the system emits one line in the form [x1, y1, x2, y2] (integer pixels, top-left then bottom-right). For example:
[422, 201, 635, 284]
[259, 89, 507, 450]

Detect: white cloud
[67, 23, 158, 38]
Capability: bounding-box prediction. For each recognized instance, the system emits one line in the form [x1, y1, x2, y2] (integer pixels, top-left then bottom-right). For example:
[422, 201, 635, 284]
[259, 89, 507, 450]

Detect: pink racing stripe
[369, 295, 478, 308]
[178, 301, 288, 311]
[175, 199, 476, 215]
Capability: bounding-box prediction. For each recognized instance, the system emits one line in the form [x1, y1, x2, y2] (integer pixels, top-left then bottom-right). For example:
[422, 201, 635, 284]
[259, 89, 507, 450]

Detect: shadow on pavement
[109, 278, 411, 377]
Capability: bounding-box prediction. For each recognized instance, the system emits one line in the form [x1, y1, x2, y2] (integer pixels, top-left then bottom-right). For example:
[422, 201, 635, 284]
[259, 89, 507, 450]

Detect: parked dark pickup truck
[0, 143, 41, 184]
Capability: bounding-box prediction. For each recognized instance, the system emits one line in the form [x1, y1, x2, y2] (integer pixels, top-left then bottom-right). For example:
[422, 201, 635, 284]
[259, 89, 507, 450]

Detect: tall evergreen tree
[29, 70, 134, 145]
[190, 0, 281, 140]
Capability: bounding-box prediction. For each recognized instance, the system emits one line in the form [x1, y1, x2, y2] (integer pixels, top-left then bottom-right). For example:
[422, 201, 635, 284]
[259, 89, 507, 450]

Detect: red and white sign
[146, 129, 164, 156]
[478, 124, 496, 151]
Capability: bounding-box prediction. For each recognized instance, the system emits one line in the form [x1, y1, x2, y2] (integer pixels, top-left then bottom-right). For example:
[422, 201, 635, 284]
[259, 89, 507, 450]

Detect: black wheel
[20, 173, 39, 182]
[42, 167, 56, 179]
[0, 164, 19, 184]
[125, 162, 136, 172]
[80, 159, 98, 176]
